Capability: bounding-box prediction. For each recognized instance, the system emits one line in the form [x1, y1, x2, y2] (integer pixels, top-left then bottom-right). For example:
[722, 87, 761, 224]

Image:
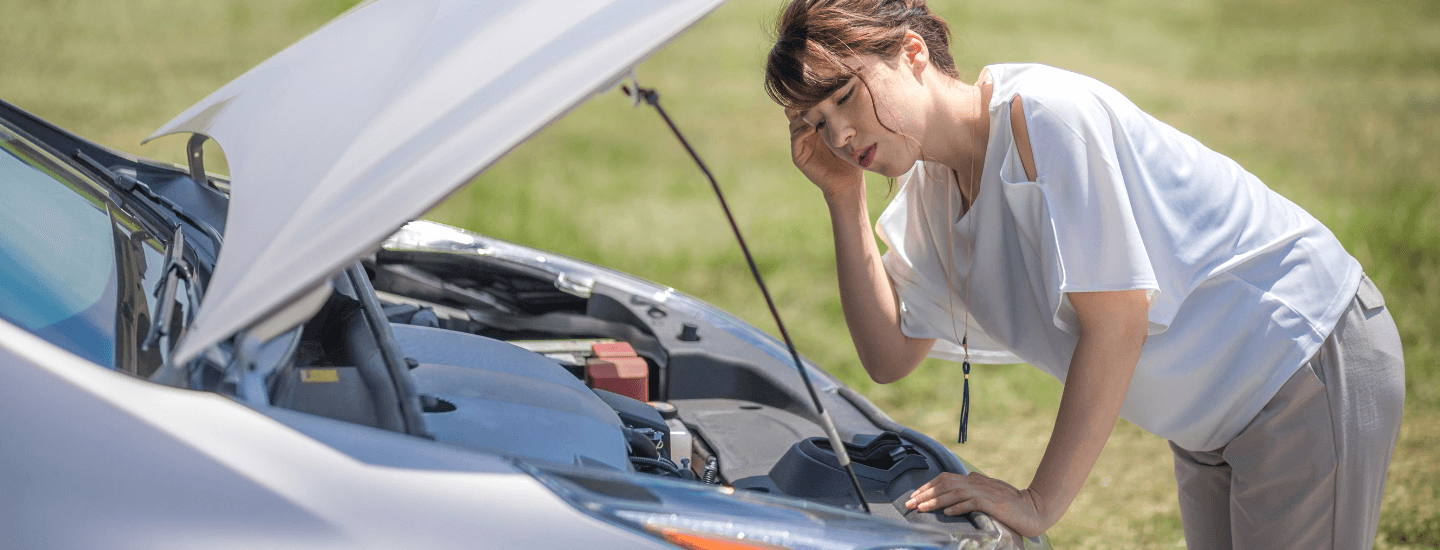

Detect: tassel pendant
[958, 360, 971, 444]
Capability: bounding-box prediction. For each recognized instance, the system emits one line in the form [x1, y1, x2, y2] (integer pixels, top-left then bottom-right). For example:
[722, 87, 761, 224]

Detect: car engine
[347, 242, 996, 528]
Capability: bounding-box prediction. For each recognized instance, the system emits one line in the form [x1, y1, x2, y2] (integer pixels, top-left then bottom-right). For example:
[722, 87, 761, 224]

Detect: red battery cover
[586, 357, 648, 402]
[590, 341, 636, 358]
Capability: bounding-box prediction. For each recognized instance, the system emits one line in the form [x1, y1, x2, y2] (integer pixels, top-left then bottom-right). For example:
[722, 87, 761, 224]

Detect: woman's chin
[869, 162, 908, 179]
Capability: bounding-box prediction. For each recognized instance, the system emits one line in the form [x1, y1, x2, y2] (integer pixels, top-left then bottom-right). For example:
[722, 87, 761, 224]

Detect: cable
[631, 456, 685, 479]
[623, 81, 871, 514]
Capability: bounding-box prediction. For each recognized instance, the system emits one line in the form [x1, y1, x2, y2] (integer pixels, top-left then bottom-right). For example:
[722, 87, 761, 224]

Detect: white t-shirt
[877, 63, 1360, 451]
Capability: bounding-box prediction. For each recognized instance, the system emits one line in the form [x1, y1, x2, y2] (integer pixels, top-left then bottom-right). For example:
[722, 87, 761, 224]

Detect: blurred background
[2, 0, 1435, 547]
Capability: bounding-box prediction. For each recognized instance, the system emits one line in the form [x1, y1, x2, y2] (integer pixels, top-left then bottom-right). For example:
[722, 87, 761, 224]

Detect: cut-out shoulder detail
[1010, 95, 1038, 181]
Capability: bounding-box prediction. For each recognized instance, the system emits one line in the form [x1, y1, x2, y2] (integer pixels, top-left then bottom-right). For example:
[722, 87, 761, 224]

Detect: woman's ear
[900, 30, 929, 76]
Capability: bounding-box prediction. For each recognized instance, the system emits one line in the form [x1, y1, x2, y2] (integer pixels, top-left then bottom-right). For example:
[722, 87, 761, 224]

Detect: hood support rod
[623, 81, 871, 514]
[187, 134, 210, 189]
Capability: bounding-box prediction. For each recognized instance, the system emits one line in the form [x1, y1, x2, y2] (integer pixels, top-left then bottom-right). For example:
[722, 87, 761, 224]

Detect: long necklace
[943, 83, 981, 444]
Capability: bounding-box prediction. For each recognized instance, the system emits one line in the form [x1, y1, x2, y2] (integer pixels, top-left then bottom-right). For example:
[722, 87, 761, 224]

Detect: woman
[763, 0, 1405, 547]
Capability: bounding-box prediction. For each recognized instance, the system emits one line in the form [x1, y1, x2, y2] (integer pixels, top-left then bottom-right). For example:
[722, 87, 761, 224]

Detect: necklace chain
[943, 81, 982, 444]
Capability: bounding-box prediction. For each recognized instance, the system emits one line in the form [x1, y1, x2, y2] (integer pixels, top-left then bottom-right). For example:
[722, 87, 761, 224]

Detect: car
[0, 1, 1052, 548]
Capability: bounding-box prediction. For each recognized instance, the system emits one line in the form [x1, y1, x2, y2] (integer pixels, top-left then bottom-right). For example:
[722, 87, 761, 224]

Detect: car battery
[586, 342, 648, 402]
[508, 338, 615, 379]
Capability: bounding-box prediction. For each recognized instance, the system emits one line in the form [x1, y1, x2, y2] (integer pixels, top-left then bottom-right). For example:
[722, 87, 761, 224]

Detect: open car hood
[150, 0, 726, 364]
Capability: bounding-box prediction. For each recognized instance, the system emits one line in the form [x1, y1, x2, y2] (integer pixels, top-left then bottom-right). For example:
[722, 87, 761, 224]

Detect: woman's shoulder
[988, 63, 1114, 96]
[987, 63, 1142, 141]
[988, 64, 1129, 114]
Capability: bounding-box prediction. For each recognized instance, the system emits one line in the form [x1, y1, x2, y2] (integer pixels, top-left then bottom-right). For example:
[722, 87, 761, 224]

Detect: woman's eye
[813, 118, 826, 130]
[837, 87, 854, 106]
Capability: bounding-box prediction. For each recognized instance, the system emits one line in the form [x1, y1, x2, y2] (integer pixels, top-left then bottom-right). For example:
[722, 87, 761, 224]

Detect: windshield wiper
[141, 225, 203, 353]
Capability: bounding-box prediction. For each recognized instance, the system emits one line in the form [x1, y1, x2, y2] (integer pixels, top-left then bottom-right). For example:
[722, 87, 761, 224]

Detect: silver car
[0, 1, 1051, 548]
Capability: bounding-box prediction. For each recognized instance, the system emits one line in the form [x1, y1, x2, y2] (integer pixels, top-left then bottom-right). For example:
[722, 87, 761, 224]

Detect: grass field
[3, 0, 1436, 547]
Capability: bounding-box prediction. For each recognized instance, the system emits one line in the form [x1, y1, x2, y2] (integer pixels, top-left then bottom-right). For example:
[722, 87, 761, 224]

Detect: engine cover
[391, 324, 630, 471]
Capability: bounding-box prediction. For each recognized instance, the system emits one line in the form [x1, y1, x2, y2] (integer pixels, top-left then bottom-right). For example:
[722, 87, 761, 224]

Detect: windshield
[0, 129, 118, 367]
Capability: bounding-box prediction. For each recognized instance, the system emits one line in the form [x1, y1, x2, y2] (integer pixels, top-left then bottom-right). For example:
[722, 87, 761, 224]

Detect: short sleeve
[1008, 91, 1164, 335]
[876, 163, 1023, 364]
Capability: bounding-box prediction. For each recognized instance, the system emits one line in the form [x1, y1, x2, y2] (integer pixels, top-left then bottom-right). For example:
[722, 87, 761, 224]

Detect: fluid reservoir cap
[678, 323, 701, 342]
[649, 401, 679, 420]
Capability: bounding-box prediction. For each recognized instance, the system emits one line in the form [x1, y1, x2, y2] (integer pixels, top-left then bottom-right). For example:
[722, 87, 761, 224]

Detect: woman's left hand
[905, 472, 1050, 537]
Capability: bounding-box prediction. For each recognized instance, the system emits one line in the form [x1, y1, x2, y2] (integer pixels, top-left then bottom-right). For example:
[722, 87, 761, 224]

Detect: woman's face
[797, 53, 928, 178]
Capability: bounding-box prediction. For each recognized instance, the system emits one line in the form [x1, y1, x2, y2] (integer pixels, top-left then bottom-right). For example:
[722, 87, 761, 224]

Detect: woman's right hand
[787, 108, 863, 198]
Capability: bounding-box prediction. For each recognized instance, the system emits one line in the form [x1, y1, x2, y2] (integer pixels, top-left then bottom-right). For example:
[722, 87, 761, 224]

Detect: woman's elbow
[866, 365, 906, 384]
[852, 332, 933, 385]
[858, 342, 929, 384]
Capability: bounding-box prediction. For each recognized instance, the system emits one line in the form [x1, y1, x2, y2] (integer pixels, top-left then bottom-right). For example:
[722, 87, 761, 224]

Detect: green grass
[3, 0, 1436, 547]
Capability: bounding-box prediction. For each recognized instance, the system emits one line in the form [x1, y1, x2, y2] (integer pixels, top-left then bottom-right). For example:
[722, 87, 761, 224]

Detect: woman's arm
[905, 289, 1150, 537]
[787, 109, 936, 383]
[825, 184, 937, 383]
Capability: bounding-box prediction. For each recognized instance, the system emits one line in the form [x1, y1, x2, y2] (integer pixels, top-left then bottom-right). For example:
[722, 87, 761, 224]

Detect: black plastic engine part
[677, 323, 700, 342]
[671, 398, 824, 488]
[592, 388, 669, 447]
[622, 427, 661, 459]
[790, 432, 930, 483]
[769, 432, 929, 500]
[769, 431, 983, 526]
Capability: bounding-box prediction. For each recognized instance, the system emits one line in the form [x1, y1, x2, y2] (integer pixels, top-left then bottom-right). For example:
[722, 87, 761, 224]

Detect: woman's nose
[824, 119, 854, 149]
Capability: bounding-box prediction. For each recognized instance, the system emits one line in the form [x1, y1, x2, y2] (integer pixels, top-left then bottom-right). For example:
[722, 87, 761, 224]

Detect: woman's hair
[764, 0, 959, 110]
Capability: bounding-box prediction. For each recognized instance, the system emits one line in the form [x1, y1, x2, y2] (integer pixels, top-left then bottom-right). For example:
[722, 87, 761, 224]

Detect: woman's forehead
[797, 60, 862, 101]
[769, 49, 872, 110]
[804, 53, 869, 78]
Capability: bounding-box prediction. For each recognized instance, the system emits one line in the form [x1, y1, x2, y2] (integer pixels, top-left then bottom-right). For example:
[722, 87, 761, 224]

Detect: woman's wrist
[822, 186, 869, 227]
[1020, 486, 1061, 535]
[819, 175, 865, 204]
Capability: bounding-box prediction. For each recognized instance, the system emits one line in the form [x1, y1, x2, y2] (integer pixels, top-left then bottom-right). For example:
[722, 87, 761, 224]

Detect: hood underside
[151, 0, 725, 364]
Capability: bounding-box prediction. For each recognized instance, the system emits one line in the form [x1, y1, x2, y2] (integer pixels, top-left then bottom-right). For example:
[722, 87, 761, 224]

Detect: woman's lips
[857, 144, 877, 168]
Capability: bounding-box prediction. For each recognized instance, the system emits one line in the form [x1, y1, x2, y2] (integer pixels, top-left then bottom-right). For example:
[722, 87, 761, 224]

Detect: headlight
[522, 462, 1032, 550]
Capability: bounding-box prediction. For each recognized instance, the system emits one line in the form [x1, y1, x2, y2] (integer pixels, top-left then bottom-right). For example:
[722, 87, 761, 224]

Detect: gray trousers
[1169, 275, 1405, 550]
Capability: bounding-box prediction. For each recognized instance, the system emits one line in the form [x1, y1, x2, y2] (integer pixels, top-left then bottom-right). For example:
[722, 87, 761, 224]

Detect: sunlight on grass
[2, 0, 1435, 547]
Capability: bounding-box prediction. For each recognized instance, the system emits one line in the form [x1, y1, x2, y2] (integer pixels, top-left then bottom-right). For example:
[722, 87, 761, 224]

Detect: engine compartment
[348, 246, 984, 527]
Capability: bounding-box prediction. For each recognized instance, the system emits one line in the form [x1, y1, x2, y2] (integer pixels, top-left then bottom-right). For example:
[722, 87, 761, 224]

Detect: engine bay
[330, 244, 986, 527]
[198, 222, 1035, 541]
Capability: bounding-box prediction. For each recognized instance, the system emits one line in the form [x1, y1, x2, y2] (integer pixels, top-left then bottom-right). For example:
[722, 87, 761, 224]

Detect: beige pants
[1169, 275, 1405, 550]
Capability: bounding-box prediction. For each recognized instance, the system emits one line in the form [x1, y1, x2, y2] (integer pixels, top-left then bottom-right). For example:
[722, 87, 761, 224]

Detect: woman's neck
[926, 72, 991, 207]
